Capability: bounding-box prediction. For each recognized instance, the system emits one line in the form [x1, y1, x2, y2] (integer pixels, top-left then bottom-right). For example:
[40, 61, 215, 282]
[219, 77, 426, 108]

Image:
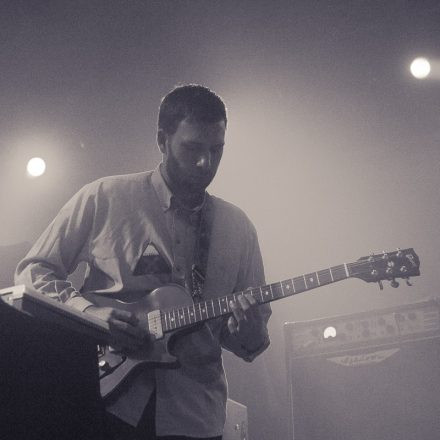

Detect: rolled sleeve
[14, 184, 96, 310]
[220, 218, 272, 362]
[220, 309, 271, 362]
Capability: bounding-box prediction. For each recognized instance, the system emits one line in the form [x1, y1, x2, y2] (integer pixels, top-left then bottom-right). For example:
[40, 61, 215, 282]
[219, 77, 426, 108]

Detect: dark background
[1, 1, 440, 438]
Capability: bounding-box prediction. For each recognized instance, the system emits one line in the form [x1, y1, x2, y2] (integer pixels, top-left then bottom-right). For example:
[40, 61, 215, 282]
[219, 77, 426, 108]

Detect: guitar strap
[191, 195, 214, 302]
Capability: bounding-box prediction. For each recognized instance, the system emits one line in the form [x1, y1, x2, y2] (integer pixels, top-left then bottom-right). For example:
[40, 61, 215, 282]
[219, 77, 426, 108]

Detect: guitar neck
[161, 263, 354, 333]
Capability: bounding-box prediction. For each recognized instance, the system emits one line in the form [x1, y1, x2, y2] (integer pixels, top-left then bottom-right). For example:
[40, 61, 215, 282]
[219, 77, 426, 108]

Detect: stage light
[26, 157, 46, 177]
[410, 57, 431, 79]
[323, 326, 337, 339]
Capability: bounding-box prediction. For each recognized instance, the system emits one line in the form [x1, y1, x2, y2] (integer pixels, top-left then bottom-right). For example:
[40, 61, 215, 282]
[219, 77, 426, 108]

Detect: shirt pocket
[132, 241, 172, 282]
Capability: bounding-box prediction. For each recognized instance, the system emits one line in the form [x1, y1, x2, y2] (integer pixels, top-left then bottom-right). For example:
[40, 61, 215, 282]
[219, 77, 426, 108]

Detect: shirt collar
[151, 165, 207, 213]
[152, 165, 173, 211]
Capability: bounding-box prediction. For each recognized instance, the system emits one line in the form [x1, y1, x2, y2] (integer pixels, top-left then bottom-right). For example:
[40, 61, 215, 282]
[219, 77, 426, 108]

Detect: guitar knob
[99, 360, 110, 371]
[390, 279, 399, 288]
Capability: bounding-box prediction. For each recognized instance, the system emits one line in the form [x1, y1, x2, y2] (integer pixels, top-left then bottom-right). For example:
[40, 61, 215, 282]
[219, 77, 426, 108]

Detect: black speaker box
[0, 295, 105, 440]
[284, 299, 440, 440]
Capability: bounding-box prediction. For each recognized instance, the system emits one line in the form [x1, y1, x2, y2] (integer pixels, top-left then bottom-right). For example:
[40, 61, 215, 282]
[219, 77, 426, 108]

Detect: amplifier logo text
[327, 348, 400, 367]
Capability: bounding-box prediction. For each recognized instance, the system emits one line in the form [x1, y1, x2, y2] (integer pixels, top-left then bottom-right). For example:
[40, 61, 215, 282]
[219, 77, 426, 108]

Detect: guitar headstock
[350, 248, 420, 289]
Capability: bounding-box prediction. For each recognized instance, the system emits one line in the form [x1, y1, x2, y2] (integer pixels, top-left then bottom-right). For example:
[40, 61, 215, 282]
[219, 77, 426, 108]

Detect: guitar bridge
[147, 310, 163, 340]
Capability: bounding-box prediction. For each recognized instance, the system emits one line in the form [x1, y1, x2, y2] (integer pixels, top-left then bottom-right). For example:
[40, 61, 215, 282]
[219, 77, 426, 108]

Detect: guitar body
[84, 284, 195, 399]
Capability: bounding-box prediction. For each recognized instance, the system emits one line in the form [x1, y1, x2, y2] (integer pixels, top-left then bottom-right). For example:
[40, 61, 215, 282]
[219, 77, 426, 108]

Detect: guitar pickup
[147, 310, 163, 340]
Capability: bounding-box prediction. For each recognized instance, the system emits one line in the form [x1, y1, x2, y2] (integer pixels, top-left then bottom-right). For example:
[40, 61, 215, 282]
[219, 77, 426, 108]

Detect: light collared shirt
[15, 167, 271, 437]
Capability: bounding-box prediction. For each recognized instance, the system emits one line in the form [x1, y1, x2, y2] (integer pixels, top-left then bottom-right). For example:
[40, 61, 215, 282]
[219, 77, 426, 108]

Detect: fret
[183, 306, 190, 326]
[209, 299, 216, 318]
[303, 274, 308, 289]
[331, 265, 348, 282]
[194, 303, 203, 322]
[272, 282, 283, 299]
[304, 272, 320, 289]
[281, 279, 295, 296]
[200, 302, 205, 320]
[280, 281, 286, 297]
[169, 310, 176, 329]
[228, 294, 235, 310]
[200, 302, 208, 319]
[317, 269, 332, 285]
[163, 311, 169, 331]
[172, 309, 177, 328]
[178, 307, 186, 326]
[189, 306, 196, 323]
[261, 286, 271, 302]
[219, 297, 229, 315]
[174, 308, 180, 327]
[161, 313, 167, 332]
[253, 287, 263, 302]
[194, 303, 199, 322]
[329, 267, 335, 282]
[293, 276, 306, 293]
[164, 311, 169, 330]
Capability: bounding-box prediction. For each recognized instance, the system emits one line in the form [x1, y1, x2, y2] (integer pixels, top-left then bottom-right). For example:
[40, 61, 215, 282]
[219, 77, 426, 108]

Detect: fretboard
[160, 263, 352, 333]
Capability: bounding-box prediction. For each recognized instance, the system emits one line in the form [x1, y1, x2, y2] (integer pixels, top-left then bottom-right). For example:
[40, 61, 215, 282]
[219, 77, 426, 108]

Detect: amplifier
[284, 299, 440, 440]
[224, 398, 248, 440]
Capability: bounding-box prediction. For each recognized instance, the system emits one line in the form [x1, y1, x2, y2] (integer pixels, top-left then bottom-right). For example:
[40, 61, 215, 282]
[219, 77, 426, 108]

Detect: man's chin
[188, 175, 213, 191]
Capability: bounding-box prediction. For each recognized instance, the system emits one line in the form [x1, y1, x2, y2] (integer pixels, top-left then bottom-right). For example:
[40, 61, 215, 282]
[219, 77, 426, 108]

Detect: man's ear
[157, 129, 167, 154]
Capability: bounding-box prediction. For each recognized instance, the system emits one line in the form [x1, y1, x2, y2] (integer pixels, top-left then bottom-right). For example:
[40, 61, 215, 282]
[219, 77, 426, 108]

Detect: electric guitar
[0, 248, 420, 400]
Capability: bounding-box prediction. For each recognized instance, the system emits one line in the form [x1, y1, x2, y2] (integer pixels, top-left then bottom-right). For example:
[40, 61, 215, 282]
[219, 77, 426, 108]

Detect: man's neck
[160, 165, 205, 210]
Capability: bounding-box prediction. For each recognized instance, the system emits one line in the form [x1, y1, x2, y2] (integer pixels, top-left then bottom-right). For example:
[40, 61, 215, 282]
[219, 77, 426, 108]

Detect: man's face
[160, 118, 225, 194]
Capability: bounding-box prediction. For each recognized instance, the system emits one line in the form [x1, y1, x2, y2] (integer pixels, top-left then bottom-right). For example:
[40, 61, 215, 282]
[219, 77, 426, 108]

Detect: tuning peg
[378, 280, 384, 290]
[406, 278, 412, 287]
[396, 248, 403, 257]
[382, 251, 389, 259]
[390, 279, 399, 288]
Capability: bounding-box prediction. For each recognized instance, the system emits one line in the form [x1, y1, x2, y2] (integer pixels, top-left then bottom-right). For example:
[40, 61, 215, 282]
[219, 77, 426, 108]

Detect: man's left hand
[227, 291, 266, 352]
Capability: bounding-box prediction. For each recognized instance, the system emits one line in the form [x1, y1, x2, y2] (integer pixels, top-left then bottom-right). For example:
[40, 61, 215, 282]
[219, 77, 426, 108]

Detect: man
[15, 84, 271, 439]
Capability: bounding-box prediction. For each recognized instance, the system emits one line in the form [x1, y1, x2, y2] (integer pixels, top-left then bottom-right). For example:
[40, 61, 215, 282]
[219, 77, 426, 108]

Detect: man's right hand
[84, 306, 149, 351]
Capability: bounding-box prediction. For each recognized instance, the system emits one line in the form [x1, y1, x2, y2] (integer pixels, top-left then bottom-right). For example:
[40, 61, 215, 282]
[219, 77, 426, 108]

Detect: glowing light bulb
[323, 326, 337, 339]
[410, 57, 431, 79]
[27, 157, 46, 177]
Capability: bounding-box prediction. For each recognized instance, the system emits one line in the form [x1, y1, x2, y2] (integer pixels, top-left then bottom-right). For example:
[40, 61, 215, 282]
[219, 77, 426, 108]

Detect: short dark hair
[158, 84, 227, 135]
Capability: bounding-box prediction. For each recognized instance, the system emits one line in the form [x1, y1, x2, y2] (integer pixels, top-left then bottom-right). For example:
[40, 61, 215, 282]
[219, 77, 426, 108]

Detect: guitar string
[160, 254, 416, 326]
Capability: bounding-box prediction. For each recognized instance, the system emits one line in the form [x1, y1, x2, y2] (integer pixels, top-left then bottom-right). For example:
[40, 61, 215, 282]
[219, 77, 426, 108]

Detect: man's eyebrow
[182, 141, 224, 147]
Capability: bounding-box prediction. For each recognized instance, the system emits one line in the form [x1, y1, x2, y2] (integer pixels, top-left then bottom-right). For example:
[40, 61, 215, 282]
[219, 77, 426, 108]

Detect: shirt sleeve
[14, 183, 97, 312]
[220, 220, 272, 362]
